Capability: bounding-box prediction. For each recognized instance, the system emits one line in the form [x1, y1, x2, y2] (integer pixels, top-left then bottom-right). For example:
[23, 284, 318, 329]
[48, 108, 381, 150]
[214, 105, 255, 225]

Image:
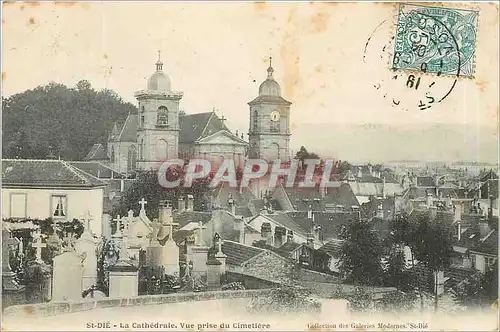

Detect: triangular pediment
[196, 130, 247, 146]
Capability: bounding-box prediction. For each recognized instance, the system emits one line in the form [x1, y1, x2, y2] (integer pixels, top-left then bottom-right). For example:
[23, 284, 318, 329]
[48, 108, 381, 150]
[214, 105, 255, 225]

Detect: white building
[2, 159, 106, 236]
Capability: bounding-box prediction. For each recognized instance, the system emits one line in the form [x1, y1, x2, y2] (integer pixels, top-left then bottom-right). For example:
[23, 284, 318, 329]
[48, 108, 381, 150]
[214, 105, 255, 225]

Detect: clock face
[270, 110, 280, 122]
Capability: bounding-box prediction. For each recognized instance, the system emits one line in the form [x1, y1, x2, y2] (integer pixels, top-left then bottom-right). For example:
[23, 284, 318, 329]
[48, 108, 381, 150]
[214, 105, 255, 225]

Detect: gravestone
[214, 236, 227, 277]
[74, 215, 99, 291]
[2, 225, 26, 307]
[52, 250, 84, 301]
[108, 220, 139, 298]
[158, 201, 180, 276]
[191, 221, 209, 277]
[206, 255, 222, 291]
[146, 218, 162, 267]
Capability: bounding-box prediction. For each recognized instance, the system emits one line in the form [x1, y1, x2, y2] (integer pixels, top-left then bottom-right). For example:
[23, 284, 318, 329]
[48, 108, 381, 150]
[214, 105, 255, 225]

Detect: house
[68, 161, 135, 213]
[2, 159, 106, 236]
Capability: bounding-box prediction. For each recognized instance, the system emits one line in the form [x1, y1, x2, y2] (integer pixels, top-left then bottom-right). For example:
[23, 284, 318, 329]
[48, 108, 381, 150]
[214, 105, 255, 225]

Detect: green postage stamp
[392, 4, 479, 78]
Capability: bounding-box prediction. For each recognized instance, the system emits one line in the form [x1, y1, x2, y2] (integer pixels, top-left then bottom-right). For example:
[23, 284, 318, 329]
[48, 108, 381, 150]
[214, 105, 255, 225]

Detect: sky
[2, 2, 499, 162]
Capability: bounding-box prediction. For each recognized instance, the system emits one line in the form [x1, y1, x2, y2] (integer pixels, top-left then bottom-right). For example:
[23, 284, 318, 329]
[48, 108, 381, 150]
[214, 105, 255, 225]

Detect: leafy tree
[114, 169, 213, 218]
[295, 146, 320, 163]
[411, 214, 453, 312]
[453, 261, 498, 308]
[2, 82, 135, 160]
[347, 286, 374, 312]
[246, 285, 320, 314]
[338, 221, 384, 286]
[377, 290, 417, 314]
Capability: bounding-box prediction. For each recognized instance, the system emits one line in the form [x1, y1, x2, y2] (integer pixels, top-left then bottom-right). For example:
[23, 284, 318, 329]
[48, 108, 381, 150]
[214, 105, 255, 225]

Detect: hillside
[2, 81, 136, 160]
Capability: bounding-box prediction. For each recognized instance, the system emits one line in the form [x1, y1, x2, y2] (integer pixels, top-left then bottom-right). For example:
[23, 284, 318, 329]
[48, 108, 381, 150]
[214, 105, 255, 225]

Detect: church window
[139, 139, 144, 160]
[157, 106, 169, 127]
[128, 145, 137, 172]
[270, 120, 279, 133]
[141, 105, 145, 112]
[253, 110, 258, 131]
[140, 116, 145, 128]
[51, 195, 67, 218]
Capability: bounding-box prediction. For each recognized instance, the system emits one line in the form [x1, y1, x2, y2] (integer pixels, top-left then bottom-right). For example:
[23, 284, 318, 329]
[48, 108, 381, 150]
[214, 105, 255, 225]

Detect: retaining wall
[3, 289, 273, 318]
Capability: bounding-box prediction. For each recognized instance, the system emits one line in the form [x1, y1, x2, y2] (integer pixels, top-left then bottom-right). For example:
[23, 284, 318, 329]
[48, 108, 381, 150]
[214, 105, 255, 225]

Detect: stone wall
[297, 268, 340, 283]
[2, 289, 273, 319]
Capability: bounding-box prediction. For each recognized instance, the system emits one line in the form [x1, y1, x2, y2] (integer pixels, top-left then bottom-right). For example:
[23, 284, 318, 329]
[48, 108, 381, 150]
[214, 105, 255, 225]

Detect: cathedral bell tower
[134, 52, 183, 170]
[248, 57, 292, 162]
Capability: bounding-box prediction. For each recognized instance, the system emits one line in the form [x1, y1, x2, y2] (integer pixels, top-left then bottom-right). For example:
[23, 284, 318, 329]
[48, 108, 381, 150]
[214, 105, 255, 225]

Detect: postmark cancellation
[391, 3, 479, 78]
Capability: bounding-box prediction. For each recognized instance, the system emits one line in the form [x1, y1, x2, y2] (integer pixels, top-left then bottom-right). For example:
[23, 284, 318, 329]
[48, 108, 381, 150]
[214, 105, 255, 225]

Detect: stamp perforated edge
[386, 2, 480, 80]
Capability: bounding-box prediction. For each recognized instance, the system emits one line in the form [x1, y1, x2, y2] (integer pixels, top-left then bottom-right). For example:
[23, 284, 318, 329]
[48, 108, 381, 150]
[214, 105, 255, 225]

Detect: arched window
[128, 145, 137, 171]
[157, 106, 169, 127]
[110, 146, 115, 163]
[156, 139, 168, 160]
[253, 110, 258, 132]
[139, 139, 144, 160]
[270, 142, 280, 160]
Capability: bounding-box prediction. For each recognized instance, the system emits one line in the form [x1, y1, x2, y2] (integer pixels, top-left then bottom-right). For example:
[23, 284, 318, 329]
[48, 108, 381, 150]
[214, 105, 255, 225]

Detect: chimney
[159, 200, 173, 224]
[429, 206, 438, 221]
[382, 176, 386, 199]
[454, 203, 462, 222]
[376, 203, 384, 218]
[178, 197, 185, 212]
[228, 194, 236, 215]
[488, 195, 494, 220]
[274, 226, 286, 247]
[357, 167, 362, 178]
[426, 193, 434, 207]
[307, 205, 312, 219]
[286, 230, 294, 243]
[120, 179, 124, 192]
[186, 195, 194, 211]
[368, 165, 373, 176]
[457, 221, 461, 241]
[234, 216, 245, 244]
[313, 225, 321, 242]
[479, 222, 490, 238]
[260, 222, 272, 246]
[394, 193, 404, 214]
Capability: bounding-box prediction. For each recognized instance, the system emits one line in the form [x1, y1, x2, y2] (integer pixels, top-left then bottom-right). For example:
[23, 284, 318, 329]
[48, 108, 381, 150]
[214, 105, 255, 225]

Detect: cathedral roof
[179, 112, 230, 143]
[84, 144, 109, 161]
[113, 113, 138, 142]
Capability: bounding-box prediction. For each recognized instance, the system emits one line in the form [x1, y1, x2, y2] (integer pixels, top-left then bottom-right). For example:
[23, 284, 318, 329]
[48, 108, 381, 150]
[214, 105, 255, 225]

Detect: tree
[338, 221, 384, 286]
[411, 215, 453, 312]
[113, 169, 213, 218]
[2, 82, 135, 160]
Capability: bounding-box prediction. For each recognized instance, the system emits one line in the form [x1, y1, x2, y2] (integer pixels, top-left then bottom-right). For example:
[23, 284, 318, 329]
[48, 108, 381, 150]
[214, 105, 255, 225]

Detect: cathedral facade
[85, 55, 291, 174]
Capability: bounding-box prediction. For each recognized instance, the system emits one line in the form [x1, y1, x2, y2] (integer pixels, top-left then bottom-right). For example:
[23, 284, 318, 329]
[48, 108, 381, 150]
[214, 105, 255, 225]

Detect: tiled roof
[282, 184, 358, 212]
[179, 112, 231, 143]
[471, 229, 498, 256]
[213, 182, 255, 208]
[264, 211, 357, 240]
[117, 113, 138, 142]
[318, 239, 343, 257]
[278, 241, 302, 253]
[84, 144, 109, 161]
[248, 95, 291, 106]
[69, 161, 124, 179]
[222, 240, 265, 266]
[417, 176, 436, 187]
[2, 159, 107, 188]
[173, 211, 212, 229]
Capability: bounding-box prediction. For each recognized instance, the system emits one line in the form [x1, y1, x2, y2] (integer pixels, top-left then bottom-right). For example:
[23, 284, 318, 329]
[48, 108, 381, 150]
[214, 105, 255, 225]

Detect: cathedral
[85, 54, 292, 174]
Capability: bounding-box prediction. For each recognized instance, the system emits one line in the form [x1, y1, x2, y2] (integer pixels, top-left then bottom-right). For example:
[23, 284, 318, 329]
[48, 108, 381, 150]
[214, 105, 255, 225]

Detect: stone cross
[113, 215, 123, 238]
[216, 236, 224, 255]
[195, 221, 207, 246]
[82, 209, 93, 233]
[32, 229, 47, 263]
[139, 198, 147, 211]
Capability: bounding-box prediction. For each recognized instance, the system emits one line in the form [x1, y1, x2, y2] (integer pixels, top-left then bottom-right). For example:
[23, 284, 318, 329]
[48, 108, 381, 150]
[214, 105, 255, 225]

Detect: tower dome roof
[258, 58, 281, 97]
[147, 52, 171, 92]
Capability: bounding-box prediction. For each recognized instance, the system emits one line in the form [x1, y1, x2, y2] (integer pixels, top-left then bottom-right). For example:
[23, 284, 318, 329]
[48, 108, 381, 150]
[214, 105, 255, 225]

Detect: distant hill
[290, 123, 498, 164]
[2, 81, 136, 160]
